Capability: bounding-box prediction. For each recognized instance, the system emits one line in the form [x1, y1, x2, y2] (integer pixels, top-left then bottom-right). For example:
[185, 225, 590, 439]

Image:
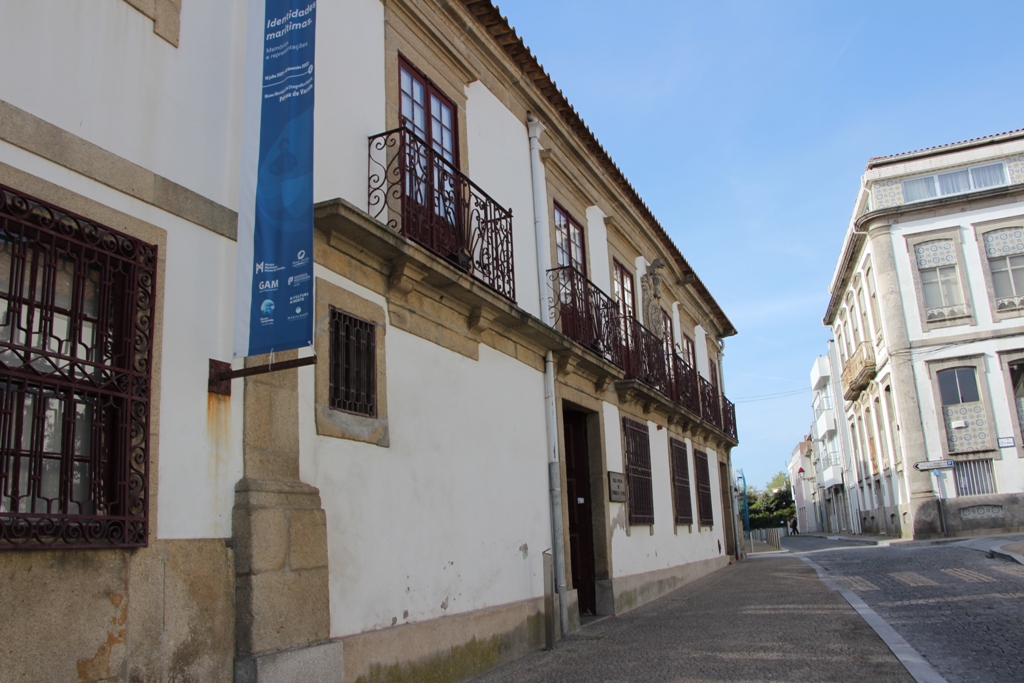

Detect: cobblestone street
[795, 535, 1024, 683]
[471, 538, 913, 683]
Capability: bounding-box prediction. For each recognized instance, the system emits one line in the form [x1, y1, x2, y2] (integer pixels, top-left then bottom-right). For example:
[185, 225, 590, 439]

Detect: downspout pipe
[528, 114, 569, 635]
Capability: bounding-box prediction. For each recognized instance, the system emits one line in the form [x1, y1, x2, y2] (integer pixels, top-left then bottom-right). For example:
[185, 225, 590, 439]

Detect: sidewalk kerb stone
[798, 555, 948, 683]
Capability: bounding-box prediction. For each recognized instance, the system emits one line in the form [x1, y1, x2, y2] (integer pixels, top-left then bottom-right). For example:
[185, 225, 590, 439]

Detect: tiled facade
[825, 130, 1024, 540]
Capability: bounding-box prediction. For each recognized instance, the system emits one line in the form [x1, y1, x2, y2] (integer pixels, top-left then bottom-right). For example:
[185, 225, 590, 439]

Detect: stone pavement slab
[804, 541, 1024, 683]
[470, 555, 913, 683]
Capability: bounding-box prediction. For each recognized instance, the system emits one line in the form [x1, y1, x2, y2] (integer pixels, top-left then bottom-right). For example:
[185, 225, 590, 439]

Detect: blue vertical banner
[234, 0, 316, 358]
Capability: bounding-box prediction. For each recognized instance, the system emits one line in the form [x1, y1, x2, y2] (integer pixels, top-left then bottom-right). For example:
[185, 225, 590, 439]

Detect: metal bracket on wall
[208, 356, 318, 396]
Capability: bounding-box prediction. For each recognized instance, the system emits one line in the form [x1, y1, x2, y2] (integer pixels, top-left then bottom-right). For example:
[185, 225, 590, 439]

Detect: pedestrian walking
[790, 518, 799, 535]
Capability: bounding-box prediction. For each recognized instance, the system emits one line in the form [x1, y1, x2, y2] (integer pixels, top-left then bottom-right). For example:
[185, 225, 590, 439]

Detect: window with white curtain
[983, 227, 1024, 311]
[901, 162, 1007, 203]
[914, 239, 966, 320]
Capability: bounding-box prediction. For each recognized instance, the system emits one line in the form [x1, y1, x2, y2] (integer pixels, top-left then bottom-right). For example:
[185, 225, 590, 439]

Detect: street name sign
[914, 459, 954, 472]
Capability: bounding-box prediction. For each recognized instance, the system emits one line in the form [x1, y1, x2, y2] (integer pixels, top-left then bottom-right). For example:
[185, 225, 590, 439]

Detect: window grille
[670, 438, 692, 525]
[329, 308, 376, 417]
[0, 184, 156, 549]
[954, 459, 997, 497]
[622, 417, 653, 525]
[694, 449, 714, 526]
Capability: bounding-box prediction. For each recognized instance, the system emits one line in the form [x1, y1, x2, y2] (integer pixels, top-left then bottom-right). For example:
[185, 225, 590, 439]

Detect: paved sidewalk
[471, 555, 913, 683]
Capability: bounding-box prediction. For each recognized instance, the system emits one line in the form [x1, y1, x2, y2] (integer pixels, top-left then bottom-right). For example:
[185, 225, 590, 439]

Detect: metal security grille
[622, 417, 653, 525]
[670, 438, 692, 525]
[329, 308, 376, 417]
[954, 459, 997, 497]
[0, 184, 156, 549]
[694, 449, 714, 527]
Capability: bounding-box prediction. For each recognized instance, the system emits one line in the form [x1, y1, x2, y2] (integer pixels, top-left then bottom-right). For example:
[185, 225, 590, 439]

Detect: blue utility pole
[737, 469, 750, 535]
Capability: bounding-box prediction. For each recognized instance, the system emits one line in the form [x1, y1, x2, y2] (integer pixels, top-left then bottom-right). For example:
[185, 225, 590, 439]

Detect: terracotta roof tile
[460, 0, 736, 337]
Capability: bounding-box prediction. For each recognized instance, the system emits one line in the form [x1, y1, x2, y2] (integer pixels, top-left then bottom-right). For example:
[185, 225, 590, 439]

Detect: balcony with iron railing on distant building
[548, 265, 737, 441]
[368, 127, 516, 302]
[841, 341, 875, 400]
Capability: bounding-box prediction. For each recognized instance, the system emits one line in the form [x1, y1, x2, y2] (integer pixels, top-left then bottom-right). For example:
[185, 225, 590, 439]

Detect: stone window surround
[925, 354, 999, 461]
[123, 0, 182, 47]
[970, 215, 1024, 322]
[905, 226, 976, 330]
[314, 277, 390, 447]
[995, 348, 1024, 459]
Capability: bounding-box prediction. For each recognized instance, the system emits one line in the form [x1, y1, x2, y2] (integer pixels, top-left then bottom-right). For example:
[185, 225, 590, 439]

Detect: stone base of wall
[0, 538, 235, 683]
[597, 555, 728, 616]
[912, 492, 1024, 538]
[235, 640, 345, 683]
[859, 504, 903, 537]
[339, 596, 546, 683]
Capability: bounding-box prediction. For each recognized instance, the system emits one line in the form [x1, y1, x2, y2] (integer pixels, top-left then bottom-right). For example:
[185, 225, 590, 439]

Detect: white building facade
[826, 130, 1024, 539]
[0, 2, 740, 681]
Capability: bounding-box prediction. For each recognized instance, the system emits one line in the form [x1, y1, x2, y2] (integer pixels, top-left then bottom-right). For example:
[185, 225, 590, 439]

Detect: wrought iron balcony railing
[545, 269, 737, 441]
[368, 127, 516, 302]
[547, 266, 622, 367]
[670, 353, 701, 416]
[623, 317, 670, 396]
[722, 396, 737, 440]
[699, 375, 723, 429]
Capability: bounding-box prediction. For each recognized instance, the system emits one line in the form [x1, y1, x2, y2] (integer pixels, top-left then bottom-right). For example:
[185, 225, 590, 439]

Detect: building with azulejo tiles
[825, 129, 1024, 540]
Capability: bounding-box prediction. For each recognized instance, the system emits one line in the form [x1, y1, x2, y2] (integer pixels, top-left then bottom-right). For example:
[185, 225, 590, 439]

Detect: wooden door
[564, 410, 596, 615]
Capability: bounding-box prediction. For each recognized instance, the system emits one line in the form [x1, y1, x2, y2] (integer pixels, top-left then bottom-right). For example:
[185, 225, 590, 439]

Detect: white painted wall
[586, 206, 611, 295]
[299, 277, 551, 636]
[465, 81, 539, 318]
[602, 409, 724, 579]
[0, 0, 246, 209]
[313, 0, 386, 208]
[694, 325, 709, 379]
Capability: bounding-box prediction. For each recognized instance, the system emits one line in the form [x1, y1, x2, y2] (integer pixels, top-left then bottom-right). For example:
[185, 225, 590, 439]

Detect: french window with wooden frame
[669, 438, 693, 525]
[694, 448, 714, 527]
[0, 184, 156, 550]
[553, 204, 586, 275]
[329, 307, 377, 418]
[622, 417, 653, 526]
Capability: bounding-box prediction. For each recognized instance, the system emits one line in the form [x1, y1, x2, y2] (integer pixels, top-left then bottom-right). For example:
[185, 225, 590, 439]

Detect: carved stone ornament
[641, 258, 666, 338]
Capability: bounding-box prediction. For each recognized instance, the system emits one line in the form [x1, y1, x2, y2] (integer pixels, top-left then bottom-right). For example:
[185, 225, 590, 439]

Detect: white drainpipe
[528, 114, 568, 635]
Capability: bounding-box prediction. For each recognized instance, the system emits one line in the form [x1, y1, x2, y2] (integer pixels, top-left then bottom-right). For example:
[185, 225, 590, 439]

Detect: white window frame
[900, 161, 1007, 204]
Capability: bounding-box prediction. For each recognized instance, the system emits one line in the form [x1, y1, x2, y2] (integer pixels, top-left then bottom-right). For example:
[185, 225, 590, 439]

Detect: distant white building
[808, 345, 860, 533]
[787, 435, 819, 534]
[826, 129, 1024, 539]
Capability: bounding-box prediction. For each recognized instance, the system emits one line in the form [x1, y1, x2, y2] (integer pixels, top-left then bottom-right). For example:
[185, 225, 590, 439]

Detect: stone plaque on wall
[608, 472, 627, 502]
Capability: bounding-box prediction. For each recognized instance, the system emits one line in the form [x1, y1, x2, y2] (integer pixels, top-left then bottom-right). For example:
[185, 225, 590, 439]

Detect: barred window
[954, 459, 997, 497]
[329, 308, 377, 417]
[0, 184, 156, 550]
[694, 448, 714, 527]
[670, 438, 693, 525]
[622, 417, 653, 526]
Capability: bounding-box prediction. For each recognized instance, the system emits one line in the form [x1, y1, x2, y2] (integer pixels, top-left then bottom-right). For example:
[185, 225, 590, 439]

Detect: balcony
[623, 317, 670, 396]
[548, 266, 623, 367]
[810, 356, 830, 390]
[814, 396, 836, 438]
[369, 127, 516, 302]
[722, 396, 737, 440]
[545, 269, 738, 443]
[841, 341, 875, 400]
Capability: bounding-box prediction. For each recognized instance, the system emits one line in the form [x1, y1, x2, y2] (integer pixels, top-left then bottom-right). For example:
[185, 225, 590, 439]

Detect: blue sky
[495, 1, 1024, 488]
